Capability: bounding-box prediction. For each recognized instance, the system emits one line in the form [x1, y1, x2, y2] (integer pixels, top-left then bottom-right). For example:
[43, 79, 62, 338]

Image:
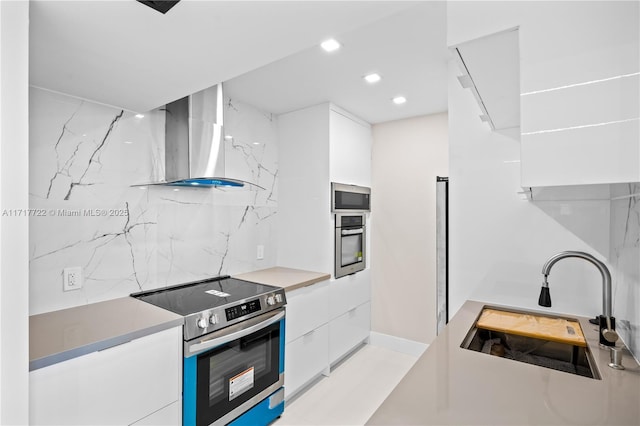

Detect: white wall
[371, 113, 448, 344]
[0, 1, 30, 423]
[447, 1, 633, 324]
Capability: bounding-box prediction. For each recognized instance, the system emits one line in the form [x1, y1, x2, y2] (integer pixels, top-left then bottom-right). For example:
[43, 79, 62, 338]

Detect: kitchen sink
[460, 307, 601, 380]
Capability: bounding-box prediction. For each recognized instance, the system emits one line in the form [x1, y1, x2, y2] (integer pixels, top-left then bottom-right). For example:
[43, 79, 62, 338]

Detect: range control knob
[275, 294, 283, 303]
[266, 295, 276, 306]
[197, 316, 209, 329]
[209, 314, 218, 325]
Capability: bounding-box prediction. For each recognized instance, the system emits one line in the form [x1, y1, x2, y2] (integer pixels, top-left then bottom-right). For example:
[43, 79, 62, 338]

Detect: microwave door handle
[341, 229, 363, 236]
[186, 309, 285, 356]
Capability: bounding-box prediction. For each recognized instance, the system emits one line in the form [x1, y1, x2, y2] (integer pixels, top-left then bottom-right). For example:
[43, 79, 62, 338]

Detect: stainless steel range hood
[138, 83, 263, 189]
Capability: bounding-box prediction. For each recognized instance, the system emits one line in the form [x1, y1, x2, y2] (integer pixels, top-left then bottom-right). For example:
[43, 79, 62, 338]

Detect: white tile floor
[275, 344, 419, 426]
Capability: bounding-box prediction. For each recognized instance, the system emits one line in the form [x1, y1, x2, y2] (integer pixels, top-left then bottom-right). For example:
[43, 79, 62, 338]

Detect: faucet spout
[540, 251, 617, 345]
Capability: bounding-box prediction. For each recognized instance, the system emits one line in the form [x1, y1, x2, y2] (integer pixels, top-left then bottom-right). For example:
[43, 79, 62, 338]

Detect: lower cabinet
[284, 324, 329, 399]
[284, 281, 329, 398]
[328, 302, 371, 365]
[30, 326, 182, 425]
[284, 274, 371, 399]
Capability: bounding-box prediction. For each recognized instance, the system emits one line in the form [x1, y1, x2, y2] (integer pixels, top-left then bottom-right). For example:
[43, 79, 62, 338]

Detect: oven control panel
[225, 299, 262, 321]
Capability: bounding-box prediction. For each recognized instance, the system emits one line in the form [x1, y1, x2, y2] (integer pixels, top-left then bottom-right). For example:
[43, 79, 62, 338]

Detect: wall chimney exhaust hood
[135, 83, 264, 190]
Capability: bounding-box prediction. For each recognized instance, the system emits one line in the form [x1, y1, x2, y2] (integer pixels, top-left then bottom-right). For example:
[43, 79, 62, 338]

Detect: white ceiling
[225, 2, 449, 123]
[30, 1, 448, 123]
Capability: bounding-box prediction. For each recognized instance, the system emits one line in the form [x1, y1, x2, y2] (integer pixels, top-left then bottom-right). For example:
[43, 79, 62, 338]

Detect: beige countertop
[234, 266, 330, 292]
[30, 297, 183, 371]
[367, 300, 640, 425]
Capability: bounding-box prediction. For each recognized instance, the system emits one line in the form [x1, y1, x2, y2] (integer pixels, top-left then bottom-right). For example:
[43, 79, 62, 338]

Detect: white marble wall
[29, 88, 278, 315]
[610, 183, 640, 361]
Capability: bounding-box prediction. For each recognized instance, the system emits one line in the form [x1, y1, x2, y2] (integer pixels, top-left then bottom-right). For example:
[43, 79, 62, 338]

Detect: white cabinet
[284, 275, 371, 398]
[284, 281, 329, 399]
[285, 280, 329, 343]
[30, 327, 182, 426]
[521, 73, 640, 188]
[328, 269, 371, 364]
[277, 103, 371, 274]
[329, 302, 371, 364]
[285, 324, 329, 399]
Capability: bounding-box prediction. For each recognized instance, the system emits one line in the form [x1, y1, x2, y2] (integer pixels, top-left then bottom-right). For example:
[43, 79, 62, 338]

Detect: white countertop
[367, 300, 640, 425]
[234, 266, 331, 292]
[29, 297, 183, 371]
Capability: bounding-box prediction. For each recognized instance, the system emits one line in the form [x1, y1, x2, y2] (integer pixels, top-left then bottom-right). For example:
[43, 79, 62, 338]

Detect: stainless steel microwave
[331, 182, 371, 213]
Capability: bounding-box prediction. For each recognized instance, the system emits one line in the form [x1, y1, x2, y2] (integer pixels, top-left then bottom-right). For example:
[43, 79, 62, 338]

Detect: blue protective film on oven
[279, 318, 286, 374]
[228, 388, 285, 426]
[183, 355, 198, 426]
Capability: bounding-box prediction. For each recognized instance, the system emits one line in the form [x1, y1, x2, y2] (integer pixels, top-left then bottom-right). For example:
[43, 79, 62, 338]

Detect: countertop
[29, 297, 183, 371]
[234, 266, 330, 293]
[367, 300, 640, 425]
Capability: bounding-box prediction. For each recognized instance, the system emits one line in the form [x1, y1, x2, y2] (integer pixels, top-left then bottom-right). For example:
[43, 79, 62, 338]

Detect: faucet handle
[599, 315, 618, 345]
[602, 316, 618, 343]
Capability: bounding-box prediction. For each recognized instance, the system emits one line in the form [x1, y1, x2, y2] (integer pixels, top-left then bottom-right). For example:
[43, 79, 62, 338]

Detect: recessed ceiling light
[124, 141, 133, 144]
[364, 73, 381, 84]
[253, 142, 261, 145]
[224, 135, 233, 140]
[135, 114, 145, 119]
[392, 96, 407, 105]
[320, 38, 341, 52]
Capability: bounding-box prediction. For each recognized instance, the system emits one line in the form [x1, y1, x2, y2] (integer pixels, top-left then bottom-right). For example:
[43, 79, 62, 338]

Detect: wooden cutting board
[476, 308, 587, 347]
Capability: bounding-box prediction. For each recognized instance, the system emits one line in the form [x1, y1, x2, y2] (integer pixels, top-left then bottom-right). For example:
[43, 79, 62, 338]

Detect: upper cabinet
[449, 2, 640, 196]
[452, 28, 520, 132]
[277, 103, 372, 273]
[521, 72, 640, 188]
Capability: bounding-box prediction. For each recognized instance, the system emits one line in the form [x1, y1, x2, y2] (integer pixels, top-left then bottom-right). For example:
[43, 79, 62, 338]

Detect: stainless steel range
[132, 276, 287, 426]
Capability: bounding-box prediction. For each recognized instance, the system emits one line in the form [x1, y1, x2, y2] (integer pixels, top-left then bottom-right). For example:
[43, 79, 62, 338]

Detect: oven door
[184, 309, 285, 426]
[335, 226, 366, 279]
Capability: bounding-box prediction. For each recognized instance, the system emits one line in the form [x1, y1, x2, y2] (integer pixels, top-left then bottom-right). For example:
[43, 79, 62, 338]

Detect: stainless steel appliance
[335, 213, 366, 279]
[134, 83, 263, 189]
[131, 277, 286, 426]
[331, 182, 371, 212]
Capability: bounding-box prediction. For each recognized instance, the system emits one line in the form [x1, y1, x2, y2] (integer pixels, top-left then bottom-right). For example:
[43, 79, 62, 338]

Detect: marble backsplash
[610, 183, 640, 361]
[29, 87, 278, 315]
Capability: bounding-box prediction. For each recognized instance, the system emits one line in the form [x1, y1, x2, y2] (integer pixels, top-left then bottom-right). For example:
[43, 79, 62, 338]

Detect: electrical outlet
[257, 245, 265, 260]
[63, 267, 83, 291]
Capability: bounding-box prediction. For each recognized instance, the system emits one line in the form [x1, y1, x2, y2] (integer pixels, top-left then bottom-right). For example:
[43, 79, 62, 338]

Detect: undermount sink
[460, 306, 601, 380]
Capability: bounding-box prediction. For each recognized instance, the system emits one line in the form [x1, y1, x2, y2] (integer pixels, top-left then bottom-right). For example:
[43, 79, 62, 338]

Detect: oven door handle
[186, 309, 285, 356]
[341, 228, 363, 236]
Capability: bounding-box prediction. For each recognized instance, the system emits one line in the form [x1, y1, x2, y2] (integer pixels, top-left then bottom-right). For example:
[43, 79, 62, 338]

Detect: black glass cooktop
[131, 276, 278, 316]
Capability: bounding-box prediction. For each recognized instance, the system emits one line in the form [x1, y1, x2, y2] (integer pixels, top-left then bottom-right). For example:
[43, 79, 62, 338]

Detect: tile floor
[275, 344, 419, 425]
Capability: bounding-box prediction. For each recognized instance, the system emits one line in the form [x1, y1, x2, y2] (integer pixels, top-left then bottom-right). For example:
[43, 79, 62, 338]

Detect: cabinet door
[329, 302, 371, 365]
[328, 269, 371, 321]
[329, 106, 372, 186]
[285, 281, 329, 343]
[521, 73, 640, 187]
[284, 324, 329, 399]
[30, 327, 182, 425]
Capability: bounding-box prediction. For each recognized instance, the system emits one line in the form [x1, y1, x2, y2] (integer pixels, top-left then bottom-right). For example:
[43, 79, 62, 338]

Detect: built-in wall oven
[335, 213, 366, 279]
[132, 277, 286, 426]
